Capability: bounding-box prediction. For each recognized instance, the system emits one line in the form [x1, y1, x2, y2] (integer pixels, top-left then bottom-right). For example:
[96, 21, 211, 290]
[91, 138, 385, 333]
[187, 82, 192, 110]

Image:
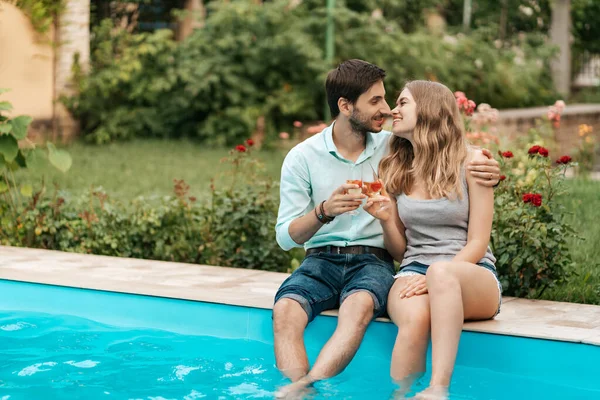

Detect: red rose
[538, 147, 549, 157]
[501, 151, 514, 158]
[556, 155, 572, 164]
[235, 145, 247, 152]
[245, 139, 254, 147]
[528, 145, 541, 155]
[522, 193, 533, 203]
[532, 194, 542, 207]
[499, 175, 506, 181]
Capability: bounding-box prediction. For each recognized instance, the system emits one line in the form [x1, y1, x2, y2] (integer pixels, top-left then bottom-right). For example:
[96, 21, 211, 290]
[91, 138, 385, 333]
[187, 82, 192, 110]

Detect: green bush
[62, 19, 179, 144]
[3, 140, 296, 273]
[65, 0, 559, 145]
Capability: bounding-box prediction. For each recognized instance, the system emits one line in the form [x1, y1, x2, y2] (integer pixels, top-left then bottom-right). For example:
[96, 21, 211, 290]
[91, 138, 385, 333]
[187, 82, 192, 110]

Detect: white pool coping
[1, 245, 599, 346]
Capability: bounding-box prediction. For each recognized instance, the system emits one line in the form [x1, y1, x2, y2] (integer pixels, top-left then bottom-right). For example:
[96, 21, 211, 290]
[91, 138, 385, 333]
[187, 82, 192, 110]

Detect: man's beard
[349, 108, 380, 137]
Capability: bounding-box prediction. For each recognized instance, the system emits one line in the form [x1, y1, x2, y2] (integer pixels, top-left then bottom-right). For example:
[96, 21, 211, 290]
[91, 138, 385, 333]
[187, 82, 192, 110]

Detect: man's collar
[324, 121, 377, 162]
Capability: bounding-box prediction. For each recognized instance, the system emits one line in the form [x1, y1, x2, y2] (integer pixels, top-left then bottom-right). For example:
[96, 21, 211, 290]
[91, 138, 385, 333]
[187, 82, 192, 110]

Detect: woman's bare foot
[414, 385, 449, 400]
[274, 376, 315, 399]
[389, 373, 420, 399]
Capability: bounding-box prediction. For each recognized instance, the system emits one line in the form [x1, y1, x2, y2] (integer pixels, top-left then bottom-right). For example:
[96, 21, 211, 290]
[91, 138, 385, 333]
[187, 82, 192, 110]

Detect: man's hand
[468, 148, 501, 186]
[323, 183, 366, 217]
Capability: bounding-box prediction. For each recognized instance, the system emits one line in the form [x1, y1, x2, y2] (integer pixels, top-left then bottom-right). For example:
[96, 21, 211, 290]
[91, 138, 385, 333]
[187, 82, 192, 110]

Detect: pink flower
[306, 123, 328, 135]
[293, 121, 303, 128]
[279, 132, 290, 140]
[454, 91, 466, 99]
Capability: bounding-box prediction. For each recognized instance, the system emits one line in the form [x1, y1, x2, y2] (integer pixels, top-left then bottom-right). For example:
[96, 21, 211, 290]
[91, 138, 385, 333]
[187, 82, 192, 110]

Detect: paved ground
[1, 245, 600, 345]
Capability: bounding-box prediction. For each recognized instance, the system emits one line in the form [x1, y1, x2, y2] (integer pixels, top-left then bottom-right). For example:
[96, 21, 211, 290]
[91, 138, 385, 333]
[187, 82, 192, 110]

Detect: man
[273, 59, 500, 397]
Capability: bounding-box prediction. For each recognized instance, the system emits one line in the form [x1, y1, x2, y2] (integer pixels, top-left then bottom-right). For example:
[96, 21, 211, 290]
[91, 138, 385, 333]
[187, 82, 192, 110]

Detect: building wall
[0, 2, 54, 129]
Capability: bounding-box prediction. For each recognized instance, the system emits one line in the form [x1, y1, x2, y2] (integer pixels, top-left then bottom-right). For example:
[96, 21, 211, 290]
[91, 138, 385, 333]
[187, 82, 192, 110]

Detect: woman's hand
[397, 275, 428, 298]
[363, 180, 392, 221]
[363, 195, 392, 221]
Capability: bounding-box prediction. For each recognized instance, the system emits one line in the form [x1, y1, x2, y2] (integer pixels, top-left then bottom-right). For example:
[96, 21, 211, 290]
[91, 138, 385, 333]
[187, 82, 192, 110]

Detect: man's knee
[273, 298, 308, 334]
[339, 291, 375, 327]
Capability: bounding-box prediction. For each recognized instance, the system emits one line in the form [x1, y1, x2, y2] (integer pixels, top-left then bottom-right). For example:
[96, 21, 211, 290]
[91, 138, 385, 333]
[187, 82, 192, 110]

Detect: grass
[14, 140, 286, 203]
[13, 139, 600, 304]
[541, 178, 600, 305]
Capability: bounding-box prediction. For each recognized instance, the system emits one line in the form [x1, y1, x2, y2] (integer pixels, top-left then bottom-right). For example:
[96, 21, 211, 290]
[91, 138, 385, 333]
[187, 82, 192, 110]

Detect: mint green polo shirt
[275, 123, 391, 251]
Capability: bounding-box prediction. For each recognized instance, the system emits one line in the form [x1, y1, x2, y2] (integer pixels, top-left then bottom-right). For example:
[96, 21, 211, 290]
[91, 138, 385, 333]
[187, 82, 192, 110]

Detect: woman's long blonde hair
[379, 81, 467, 199]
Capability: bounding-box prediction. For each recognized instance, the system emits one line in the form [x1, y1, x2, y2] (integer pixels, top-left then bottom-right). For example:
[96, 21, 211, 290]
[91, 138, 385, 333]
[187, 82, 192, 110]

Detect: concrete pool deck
[2, 245, 600, 346]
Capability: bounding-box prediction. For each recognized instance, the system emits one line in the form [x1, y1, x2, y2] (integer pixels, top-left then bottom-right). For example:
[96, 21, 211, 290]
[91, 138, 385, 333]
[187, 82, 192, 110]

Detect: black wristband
[316, 201, 334, 224]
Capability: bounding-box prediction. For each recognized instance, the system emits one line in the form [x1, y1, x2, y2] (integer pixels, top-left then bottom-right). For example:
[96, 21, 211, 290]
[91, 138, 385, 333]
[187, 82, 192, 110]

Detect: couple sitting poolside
[272, 60, 502, 400]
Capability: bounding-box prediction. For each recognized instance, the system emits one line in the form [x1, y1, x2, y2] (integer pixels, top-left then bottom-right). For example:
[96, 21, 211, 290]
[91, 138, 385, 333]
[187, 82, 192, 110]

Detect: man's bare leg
[273, 298, 310, 382]
[276, 291, 374, 397]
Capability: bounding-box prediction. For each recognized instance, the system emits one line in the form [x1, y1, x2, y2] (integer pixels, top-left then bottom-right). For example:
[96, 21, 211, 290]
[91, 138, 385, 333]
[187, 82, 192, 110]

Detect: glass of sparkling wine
[346, 166, 363, 216]
[362, 162, 388, 212]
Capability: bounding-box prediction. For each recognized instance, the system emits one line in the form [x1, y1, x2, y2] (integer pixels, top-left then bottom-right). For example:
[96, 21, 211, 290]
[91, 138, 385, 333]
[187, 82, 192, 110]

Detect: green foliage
[542, 178, 600, 305]
[13, 0, 65, 34]
[199, 147, 292, 270]
[570, 0, 600, 54]
[0, 90, 72, 216]
[492, 120, 577, 298]
[62, 19, 178, 144]
[2, 144, 295, 273]
[65, 0, 559, 145]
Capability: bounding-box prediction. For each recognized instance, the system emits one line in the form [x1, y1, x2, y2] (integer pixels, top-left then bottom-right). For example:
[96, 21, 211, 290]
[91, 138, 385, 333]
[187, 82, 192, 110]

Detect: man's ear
[338, 97, 352, 117]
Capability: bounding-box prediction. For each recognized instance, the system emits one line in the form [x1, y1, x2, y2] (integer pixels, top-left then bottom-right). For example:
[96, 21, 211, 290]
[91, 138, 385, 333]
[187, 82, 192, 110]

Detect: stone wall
[497, 104, 600, 169]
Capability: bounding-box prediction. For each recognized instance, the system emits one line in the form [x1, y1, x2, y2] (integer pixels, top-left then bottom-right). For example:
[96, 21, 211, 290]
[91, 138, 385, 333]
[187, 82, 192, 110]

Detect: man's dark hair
[325, 59, 386, 118]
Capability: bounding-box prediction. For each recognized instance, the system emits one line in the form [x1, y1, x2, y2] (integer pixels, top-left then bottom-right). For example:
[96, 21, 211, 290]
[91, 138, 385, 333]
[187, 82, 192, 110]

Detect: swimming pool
[0, 279, 599, 399]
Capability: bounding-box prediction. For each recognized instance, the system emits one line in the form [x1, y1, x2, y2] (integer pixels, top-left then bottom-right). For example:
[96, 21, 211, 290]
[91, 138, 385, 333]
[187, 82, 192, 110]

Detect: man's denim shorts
[274, 252, 396, 322]
[395, 261, 503, 317]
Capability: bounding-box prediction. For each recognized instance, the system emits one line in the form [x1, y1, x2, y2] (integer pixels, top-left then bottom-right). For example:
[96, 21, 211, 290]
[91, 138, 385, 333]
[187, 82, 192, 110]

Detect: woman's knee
[397, 303, 430, 335]
[426, 262, 460, 290]
[388, 294, 430, 334]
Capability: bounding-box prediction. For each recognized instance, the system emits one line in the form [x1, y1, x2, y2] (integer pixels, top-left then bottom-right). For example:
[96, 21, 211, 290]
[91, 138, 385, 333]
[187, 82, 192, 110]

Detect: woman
[364, 80, 502, 399]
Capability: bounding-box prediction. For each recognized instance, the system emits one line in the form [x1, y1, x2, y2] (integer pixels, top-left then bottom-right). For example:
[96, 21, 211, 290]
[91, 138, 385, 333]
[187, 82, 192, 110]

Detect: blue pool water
[0, 280, 599, 399]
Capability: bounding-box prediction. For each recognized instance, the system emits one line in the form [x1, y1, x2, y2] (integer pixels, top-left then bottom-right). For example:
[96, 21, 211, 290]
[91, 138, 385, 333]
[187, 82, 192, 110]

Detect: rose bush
[457, 93, 577, 297]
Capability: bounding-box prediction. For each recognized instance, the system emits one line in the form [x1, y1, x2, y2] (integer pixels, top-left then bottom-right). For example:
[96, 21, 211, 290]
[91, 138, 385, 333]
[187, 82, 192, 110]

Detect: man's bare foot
[274, 376, 315, 399]
[414, 385, 449, 400]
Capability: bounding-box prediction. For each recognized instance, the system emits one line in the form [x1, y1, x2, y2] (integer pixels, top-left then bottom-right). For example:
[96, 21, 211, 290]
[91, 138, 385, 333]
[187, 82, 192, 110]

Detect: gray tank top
[396, 170, 496, 268]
